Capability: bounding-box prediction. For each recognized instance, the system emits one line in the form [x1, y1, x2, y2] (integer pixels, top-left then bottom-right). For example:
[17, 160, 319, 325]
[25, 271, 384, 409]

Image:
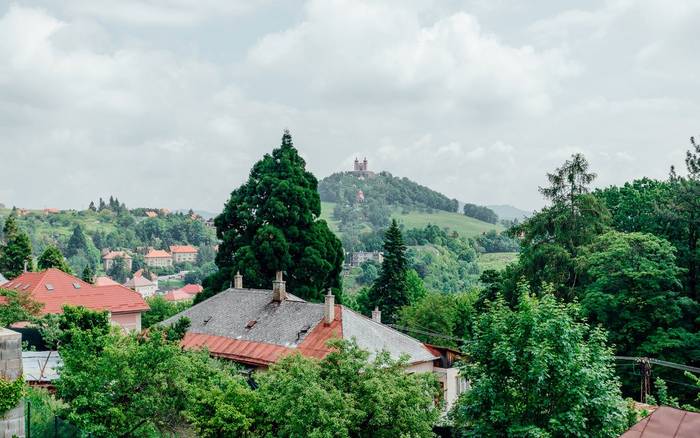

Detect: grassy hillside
[320, 202, 502, 238]
[477, 252, 519, 272]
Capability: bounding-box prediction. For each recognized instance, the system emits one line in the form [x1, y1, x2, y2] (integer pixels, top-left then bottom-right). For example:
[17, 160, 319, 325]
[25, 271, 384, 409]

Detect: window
[45, 283, 54, 291]
[72, 282, 81, 289]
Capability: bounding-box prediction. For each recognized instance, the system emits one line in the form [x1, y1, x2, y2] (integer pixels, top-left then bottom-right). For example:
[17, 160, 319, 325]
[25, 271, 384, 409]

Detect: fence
[25, 399, 87, 438]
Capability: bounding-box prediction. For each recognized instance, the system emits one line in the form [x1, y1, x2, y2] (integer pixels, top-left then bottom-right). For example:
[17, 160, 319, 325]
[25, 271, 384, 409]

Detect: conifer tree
[0, 215, 33, 279]
[38, 245, 73, 274]
[367, 219, 410, 324]
[66, 224, 89, 258]
[82, 264, 95, 284]
[200, 130, 344, 303]
[88, 201, 96, 212]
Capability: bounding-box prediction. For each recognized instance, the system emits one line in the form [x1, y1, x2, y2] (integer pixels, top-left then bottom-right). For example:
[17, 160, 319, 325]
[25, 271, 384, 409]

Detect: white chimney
[324, 289, 335, 324]
[272, 271, 286, 302]
[371, 307, 381, 323]
[234, 271, 243, 289]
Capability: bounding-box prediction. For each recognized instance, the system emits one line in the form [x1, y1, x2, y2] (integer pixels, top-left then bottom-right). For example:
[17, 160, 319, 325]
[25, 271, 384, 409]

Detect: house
[144, 249, 173, 268]
[43, 208, 60, 214]
[350, 251, 384, 267]
[124, 275, 157, 298]
[0, 268, 149, 331]
[102, 250, 133, 272]
[93, 276, 120, 287]
[145, 211, 158, 218]
[169, 245, 198, 264]
[162, 272, 466, 410]
[178, 284, 203, 295]
[621, 406, 700, 437]
[164, 284, 203, 302]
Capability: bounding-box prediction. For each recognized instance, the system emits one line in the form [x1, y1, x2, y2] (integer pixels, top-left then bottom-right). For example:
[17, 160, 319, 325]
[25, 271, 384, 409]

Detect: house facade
[144, 249, 173, 268]
[169, 245, 198, 264]
[1, 269, 149, 331]
[163, 272, 466, 410]
[124, 275, 157, 298]
[350, 251, 384, 267]
[102, 250, 133, 272]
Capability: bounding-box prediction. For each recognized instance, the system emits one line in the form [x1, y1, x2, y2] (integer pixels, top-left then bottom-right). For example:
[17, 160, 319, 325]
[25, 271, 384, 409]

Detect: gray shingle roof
[161, 288, 324, 348]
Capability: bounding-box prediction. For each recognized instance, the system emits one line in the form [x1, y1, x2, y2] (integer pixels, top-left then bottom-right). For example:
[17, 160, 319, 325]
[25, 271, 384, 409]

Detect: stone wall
[0, 328, 24, 438]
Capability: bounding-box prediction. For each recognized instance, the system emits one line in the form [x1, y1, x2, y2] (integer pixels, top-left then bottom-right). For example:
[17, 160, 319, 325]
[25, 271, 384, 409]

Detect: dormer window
[72, 282, 81, 289]
[45, 283, 54, 291]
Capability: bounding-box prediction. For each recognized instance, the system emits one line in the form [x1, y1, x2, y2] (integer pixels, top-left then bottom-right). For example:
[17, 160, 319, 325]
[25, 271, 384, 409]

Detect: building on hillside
[133, 269, 158, 282]
[145, 211, 158, 218]
[163, 289, 193, 302]
[162, 272, 465, 411]
[124, 275, 157, 298]
[356, 190, 365, 203]
[102, 250, 133, 272]
[43, 208, 60, 214]
[144, 249, 173, 268]
[351, 157, 375, 178]
[0, 269, 149, 331]
[621, 406, 699, 437]
[93, 276, 120, 287]
[350, 251, 383, 267]
[169, 245, 198, 264]
[0, 273, 7, 286]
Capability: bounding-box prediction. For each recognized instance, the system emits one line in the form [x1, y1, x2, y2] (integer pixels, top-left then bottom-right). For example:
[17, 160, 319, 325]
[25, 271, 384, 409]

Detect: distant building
[356, 190, 365, 203]
[124, 275, 157, 298]
[169, 245, 198, 264]
[351, 157, 376, 178]
[0, 269, 148, 331]
[350, 251, 383, 267]
[43, 208, 60, 214]
[145, 211, 158, 218]
[102, 251, 133, 272]
[93, 276, 120, 287]
[144, 249, 173, 268]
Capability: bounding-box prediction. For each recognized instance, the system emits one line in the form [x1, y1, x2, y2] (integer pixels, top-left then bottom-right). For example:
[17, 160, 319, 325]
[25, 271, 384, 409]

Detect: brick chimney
[371, 307, 381, 323]
[234, 271, 243, 289]
[272, 271, 286, 302]
[324, 289, 335, 325]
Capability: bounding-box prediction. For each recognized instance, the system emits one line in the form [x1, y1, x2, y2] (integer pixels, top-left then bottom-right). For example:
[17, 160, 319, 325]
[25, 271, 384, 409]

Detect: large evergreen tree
[366, 219, 410, 324]
[38, 245, 73, 274]
[200, 130, 343, 303]
[0, 214, 33, 279]
[66, 224, 89, 258]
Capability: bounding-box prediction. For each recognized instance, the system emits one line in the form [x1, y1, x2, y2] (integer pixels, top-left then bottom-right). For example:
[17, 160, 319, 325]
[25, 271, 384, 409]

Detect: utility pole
[638, 357, 652, 403]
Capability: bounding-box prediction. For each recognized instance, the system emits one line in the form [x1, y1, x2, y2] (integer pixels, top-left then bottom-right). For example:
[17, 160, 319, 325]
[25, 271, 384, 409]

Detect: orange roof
[94, 276, 120, 286]
[163, 289, 194, 302]
[176, 284, 203, 294]
[145, 211, 158, 218]
[3, 269, 149, 314]
[144, 249, 171, 259]
[181, 332, 294, 366]
[102, 250, 131, 260]
[170, 245, 198, 254]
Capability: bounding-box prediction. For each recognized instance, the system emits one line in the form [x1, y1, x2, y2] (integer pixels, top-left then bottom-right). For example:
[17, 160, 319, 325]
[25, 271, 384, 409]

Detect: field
[320, 202, 502, 238]
[477, 252, 519, 272]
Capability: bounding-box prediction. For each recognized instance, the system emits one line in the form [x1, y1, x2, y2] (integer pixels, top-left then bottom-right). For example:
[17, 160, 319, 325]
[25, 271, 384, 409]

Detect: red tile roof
[145, 249, 171, 259]
[163, 289, 194, 302]
[94, 276, 120, 286]
[182, 332, 293, 366]
[102, 250, 131, 260]
[177, 284, 203, 294]
[170, 245, 198, 254]
[3, 269, 149, 314]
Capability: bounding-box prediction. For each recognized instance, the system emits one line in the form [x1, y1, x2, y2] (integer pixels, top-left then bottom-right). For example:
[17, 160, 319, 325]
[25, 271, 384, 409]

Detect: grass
[320, 202, 502, 239]
[477, 252, 519, 272]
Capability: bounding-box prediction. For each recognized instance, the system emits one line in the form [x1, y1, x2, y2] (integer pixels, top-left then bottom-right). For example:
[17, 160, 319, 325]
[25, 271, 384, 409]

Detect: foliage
[204, 130, 344, 303]
[409, 245, 480, 293]
[142, 295, 192, 329]
[0, 214, 33, 279]
[463, 203, 498, 224]
[451, 290, 628, 437]
[475, 230, 520, 253]
[255, 339, 441, 438]
[37, 245, 72, 273]
[0, 375, 24, 414]
[0, 288, 43, 327]
[107, 256, 130, 283]
[81, 264, 95, 283]
[365, 220, 410, 324]
[576, 231, 699, 359]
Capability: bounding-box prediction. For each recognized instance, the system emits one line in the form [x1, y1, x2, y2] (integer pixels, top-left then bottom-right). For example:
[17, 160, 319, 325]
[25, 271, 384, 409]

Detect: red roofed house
[144, 249, 173, 268]
[163, 284, 203, 302]
[170, 245, 198, 264]
[162, 272, 465, 411]
[178, 284, 203, 295]
[124, 275, 157, 298]
[93, 276, 120, 287]
[102, 250, 133, 272]
[1, 268, 149, 332]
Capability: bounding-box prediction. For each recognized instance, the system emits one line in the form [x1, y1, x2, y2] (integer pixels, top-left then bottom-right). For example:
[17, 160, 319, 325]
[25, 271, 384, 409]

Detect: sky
[0, 0, 698, 213]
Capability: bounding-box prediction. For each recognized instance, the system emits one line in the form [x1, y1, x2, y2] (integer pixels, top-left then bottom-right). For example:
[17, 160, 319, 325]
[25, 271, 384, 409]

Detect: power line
[614, 356, 700, 374]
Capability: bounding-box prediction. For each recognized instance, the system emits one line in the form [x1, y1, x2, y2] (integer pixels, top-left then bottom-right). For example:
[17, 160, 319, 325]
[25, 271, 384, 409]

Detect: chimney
[272, 271, 286, 302]
[234, 271, 243, 289]
[371, 307, 381, 323]
[324, 289, 335, 325]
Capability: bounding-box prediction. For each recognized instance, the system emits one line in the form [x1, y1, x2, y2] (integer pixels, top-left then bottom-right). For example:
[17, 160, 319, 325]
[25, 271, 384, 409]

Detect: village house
[144, 248, 173, 268]
[124, 275, 157, 298]
[169, 245, 198, 264]
[164, 284, 203, 302]
[102, 250, 133, 272]
[350, 251, 384, 267]
[162, 272, 465, 410]
[0, 268, 149, 331]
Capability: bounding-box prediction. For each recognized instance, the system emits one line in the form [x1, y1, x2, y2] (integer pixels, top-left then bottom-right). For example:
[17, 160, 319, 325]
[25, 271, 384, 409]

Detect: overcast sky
[0, 0, 698, 213]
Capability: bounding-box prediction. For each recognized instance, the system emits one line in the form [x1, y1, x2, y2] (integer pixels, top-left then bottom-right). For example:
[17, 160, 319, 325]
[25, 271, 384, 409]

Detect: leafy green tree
[107, 256, 129, 283]
[463, 203, 498, 224]
[142, 296, 192, 329]
[576, 231, 699, 360]
[451, 290, 628, 437]
[0, 288, 43, 327]
[0, 214, 33, 279]
[203, 130, 343, 303]
[38, 245, 72, 274]
[81, 264, 95, 284]
[366, 220, 410, 324]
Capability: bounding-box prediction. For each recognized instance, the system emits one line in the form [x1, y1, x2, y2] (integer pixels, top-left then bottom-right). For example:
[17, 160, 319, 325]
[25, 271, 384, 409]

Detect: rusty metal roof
[621, 406, 700, 438]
